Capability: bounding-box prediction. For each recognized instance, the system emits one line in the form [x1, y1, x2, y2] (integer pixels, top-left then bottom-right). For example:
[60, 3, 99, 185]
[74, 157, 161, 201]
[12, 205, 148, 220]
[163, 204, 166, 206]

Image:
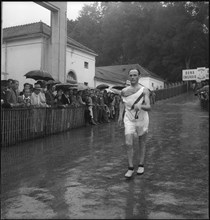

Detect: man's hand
[134, 104, 141, 111]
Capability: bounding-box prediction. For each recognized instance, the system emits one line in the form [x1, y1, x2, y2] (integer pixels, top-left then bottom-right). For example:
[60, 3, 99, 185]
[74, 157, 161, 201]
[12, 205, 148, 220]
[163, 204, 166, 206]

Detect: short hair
[7, 79, 13, 83]
[128, 68, 141, 75]
[13, 80, 19, 84]
[24, 83, 30, 87]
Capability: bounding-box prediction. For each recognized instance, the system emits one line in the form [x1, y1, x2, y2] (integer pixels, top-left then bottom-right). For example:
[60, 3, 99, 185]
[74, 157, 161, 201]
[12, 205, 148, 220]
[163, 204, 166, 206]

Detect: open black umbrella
[46, 79, 61, 85]
[111, 85, 125, 90]
[54, 83, 78, 91]
[96, 84, 109, 90]
[24, 70, 54, 81]
[77, 83, 89, 91]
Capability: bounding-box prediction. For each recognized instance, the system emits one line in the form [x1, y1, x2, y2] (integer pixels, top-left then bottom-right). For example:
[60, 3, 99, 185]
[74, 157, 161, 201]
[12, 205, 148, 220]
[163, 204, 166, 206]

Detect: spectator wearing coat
[1, 80, 11, 108]
[45, 84, 56, 107]
[54, 89, 67, 108]
[18, 88, 31, 107]
[31, 83, 47, 107]
[6, 79, 21, 107]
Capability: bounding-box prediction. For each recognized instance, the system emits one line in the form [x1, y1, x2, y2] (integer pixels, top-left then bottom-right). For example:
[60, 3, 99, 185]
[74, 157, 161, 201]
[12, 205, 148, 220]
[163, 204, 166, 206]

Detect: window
[84, 62, 89, 69]
[67, 71, 77, 83]
[84, 82, 88, 86]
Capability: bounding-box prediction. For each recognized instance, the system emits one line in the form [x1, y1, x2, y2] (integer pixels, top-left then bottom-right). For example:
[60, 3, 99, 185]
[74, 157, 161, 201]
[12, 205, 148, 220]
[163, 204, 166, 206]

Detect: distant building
[2, 22, 98, 89]
[95, 64, 165, 90]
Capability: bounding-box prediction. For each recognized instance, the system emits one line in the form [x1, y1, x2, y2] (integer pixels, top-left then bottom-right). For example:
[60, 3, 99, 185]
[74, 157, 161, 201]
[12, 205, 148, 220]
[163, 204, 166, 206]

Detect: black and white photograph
[1, 1, 209, 219]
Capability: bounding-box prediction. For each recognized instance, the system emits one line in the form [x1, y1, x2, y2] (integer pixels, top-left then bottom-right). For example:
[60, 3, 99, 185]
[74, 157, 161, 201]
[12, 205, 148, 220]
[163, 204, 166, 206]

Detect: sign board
[182, 69, 197, 81]
[182, 67, 209, 81]
[205, 68, 209, 80]
[196, 67, 206, 82]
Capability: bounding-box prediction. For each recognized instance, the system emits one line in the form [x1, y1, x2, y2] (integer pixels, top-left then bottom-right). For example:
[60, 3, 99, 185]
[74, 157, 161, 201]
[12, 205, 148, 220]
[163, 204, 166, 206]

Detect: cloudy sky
[2, 2, 92, 28]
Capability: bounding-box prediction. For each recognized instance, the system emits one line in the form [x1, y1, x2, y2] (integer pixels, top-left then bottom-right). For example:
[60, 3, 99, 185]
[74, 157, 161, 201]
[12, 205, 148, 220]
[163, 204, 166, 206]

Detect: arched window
[67, 70, 77, 83]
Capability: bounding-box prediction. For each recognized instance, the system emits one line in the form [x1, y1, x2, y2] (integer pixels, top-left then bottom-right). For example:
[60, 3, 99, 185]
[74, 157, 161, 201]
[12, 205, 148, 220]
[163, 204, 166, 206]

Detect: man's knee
[125, 144, 133, 151]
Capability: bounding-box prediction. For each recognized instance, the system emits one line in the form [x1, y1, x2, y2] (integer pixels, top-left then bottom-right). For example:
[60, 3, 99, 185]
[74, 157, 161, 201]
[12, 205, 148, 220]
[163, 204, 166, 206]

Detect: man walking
[115, 68, 151, 179]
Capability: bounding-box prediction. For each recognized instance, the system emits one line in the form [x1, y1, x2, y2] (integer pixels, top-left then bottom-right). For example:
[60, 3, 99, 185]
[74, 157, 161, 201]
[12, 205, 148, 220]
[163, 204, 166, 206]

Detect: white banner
[182, 67, 209, 81]
[196, 67, 206, 82]
[182, 69, 197, 81]
[205, 68, 209, 80]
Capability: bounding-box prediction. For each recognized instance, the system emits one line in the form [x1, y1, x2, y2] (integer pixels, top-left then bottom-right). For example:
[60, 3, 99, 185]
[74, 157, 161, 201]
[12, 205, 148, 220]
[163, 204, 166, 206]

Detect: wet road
[1, 92, 209, 219]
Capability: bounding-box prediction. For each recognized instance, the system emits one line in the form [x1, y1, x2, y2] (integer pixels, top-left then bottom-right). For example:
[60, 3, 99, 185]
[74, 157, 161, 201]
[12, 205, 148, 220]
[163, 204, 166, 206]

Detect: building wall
[139, 77, 164, 90]
[94, 79, 117, 88]
[36, 2, 67, 82]
[1, 36, 97, 90]
[149, 77, 164, 90]
[66, 47, 96, 87]
[1, 38, 43, 90]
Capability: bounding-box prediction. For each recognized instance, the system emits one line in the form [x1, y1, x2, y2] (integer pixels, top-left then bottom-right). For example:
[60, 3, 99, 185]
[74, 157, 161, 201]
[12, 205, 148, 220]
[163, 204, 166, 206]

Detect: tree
[67, 1, 209, 82]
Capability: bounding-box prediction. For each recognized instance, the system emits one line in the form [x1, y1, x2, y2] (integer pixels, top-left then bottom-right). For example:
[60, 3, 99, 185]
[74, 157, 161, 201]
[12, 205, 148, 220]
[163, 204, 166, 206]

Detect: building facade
[1, 22, 97, 89]
[95, 64, 165, 91]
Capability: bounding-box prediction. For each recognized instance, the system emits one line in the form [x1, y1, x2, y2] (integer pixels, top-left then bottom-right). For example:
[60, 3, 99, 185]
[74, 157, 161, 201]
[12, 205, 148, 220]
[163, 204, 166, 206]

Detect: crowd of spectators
[1, 79, 123, 126]
[193, 80, 209, 101]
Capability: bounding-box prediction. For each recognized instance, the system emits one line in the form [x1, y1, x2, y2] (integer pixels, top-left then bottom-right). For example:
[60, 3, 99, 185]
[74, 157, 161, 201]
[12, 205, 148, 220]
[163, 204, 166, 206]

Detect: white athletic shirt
[122, 86, 148, 122]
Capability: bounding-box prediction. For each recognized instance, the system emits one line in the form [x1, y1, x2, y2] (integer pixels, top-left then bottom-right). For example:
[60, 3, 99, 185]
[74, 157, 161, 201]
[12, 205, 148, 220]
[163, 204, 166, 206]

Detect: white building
[1, 22, 98, 90]
[95, 64, 165, 90]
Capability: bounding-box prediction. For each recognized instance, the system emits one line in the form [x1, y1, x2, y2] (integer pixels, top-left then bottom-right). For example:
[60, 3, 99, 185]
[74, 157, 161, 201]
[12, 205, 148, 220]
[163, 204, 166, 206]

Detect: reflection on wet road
[1, 92, 209, 219]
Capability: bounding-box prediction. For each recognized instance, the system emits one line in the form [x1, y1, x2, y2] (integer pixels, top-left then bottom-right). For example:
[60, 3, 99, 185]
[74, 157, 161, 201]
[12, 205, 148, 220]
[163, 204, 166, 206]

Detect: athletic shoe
[125, 167, 134, 178]
[137, 165, 144, 175]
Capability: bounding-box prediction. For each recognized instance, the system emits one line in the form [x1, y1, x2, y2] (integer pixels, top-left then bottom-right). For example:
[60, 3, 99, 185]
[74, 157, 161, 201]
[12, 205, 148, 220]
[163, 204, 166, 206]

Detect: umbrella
[46, 79, 61, 85]
[78, 84, 90, 91]
[24, 70, 54, 81]
[111, 85, 125, 90]
[96, 84, 109, 90]
[54, 83, 78, 91]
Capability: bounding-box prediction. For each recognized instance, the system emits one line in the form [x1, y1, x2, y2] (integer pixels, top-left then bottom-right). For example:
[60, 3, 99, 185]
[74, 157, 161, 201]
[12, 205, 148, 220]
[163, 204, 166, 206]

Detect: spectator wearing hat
[18, 88, 32, 107]
[31, 83, 44, 107]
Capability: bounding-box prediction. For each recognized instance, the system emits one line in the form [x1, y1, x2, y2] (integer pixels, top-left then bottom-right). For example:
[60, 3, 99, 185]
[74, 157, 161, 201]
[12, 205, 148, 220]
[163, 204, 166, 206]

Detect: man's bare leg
[137, 132, 147, 175]
[124, 134, 134, 178]
[125, 134, 134, 167]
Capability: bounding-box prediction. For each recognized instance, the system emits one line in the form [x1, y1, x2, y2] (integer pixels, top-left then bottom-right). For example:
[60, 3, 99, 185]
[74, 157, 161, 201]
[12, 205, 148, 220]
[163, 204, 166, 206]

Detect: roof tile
[95, 64, 164, 84]
[3, 21, 97, 55]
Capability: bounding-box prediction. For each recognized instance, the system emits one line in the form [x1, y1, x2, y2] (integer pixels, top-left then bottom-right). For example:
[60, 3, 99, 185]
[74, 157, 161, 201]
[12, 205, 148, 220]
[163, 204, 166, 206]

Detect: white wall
[139, 77, 164, 90]
[149, 78, 164, 90]
[66, 47, 96, 87]
[2, 38, 43, 90]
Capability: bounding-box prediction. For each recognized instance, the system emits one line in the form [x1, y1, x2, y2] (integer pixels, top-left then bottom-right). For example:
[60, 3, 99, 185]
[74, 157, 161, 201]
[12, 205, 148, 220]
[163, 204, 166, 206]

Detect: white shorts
[124, 112, 149, 136]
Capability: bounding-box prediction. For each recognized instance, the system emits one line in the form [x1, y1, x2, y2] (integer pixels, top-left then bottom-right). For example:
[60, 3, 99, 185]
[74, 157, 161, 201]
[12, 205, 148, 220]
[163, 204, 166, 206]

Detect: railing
[1, 83, 188, 147]
[154, 83, 187, 101]
[1, 106, 86, 147]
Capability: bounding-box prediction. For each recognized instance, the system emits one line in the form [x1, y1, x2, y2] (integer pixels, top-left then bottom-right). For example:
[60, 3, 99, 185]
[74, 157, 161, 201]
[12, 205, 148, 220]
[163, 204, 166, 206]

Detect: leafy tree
[67, 1, 209, 82]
